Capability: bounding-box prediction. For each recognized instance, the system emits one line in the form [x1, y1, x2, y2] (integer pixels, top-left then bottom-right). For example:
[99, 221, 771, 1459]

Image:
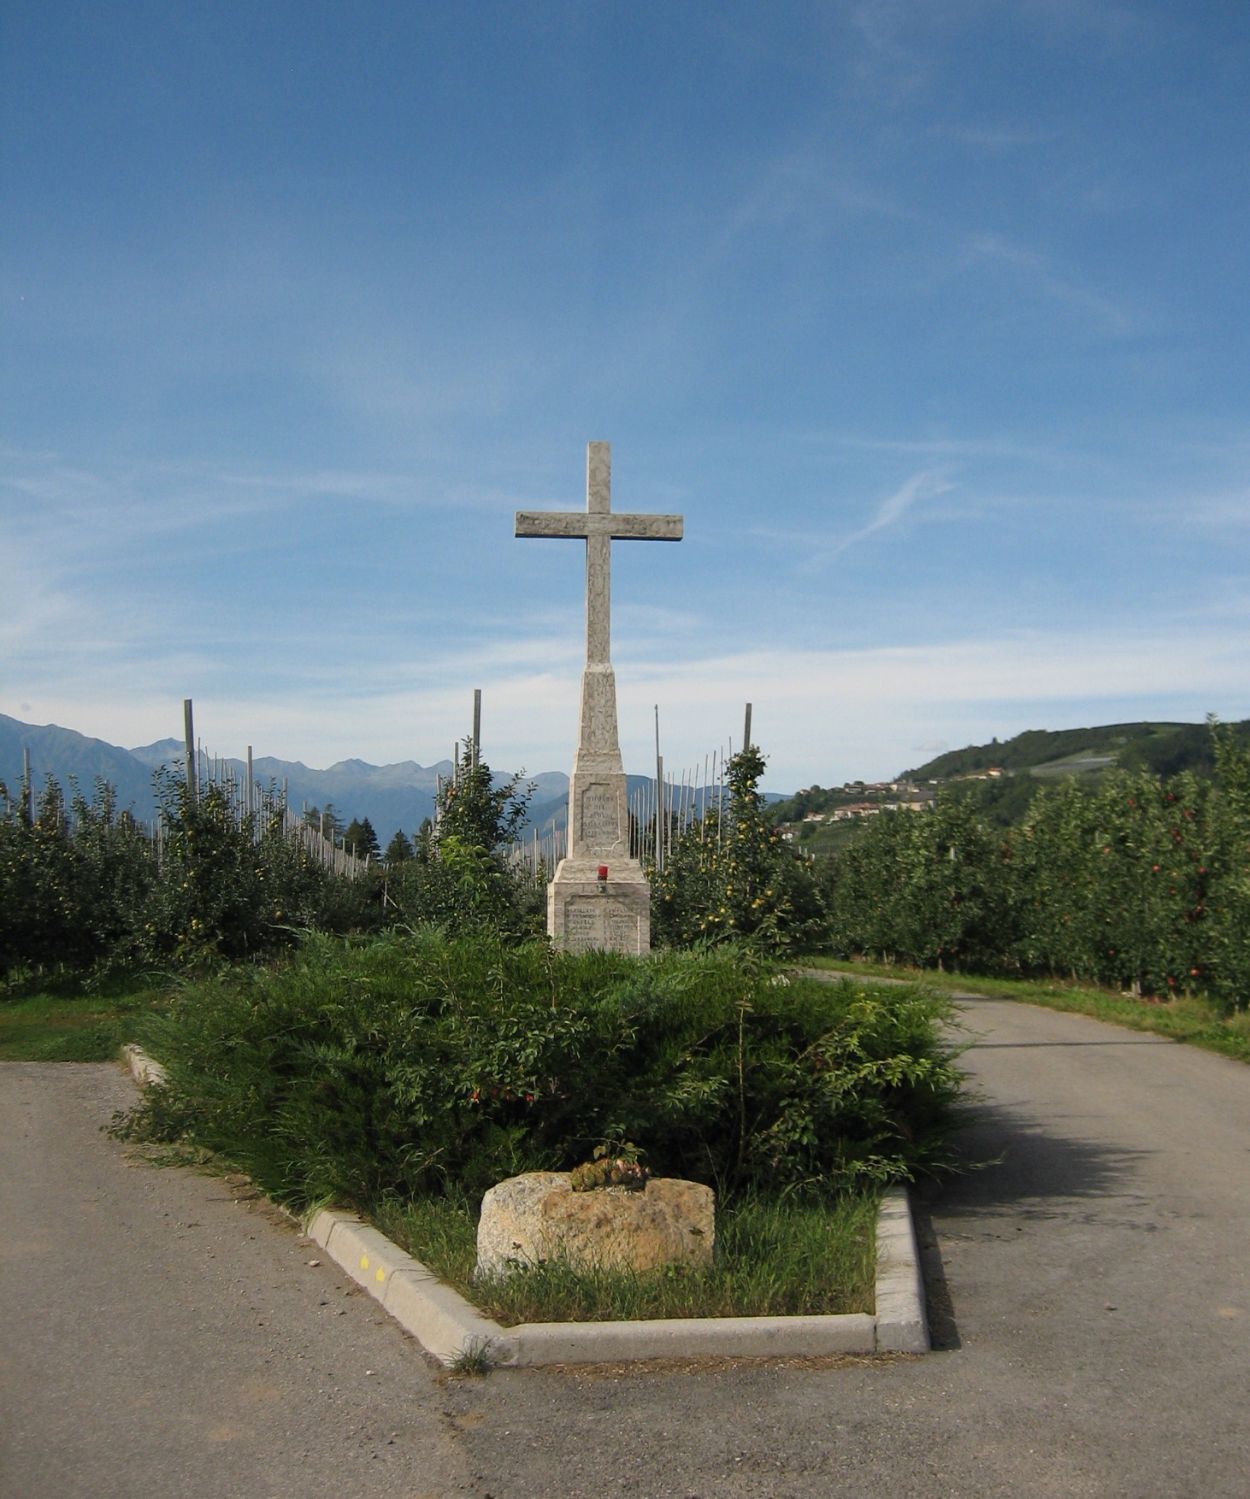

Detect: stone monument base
[548, 858, 651, 955]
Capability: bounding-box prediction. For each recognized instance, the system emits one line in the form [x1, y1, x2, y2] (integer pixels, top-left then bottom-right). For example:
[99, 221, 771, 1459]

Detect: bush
[383, 835, 543, 942]
[138, 770, 346, 965]
[652, 747, 827, 952]
[825, 797, 1013, 972]
[119, 931, 964, 1212]
[379, 738, 544, 942]
[0, 776, 154, 976]
[822, 721, 1250, 1009]
[1205, 726, 1250, 1010]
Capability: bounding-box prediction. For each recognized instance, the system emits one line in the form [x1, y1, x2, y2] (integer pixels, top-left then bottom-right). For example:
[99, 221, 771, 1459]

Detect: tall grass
[374, 1190, 879, 1323]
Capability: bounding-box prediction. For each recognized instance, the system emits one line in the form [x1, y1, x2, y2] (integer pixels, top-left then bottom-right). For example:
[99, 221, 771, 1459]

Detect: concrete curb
[307, 1187, 928, 1368]
[874, 1187, 931, 1353]
[121, 1044, 929, 1368]
[121, 1042, 168, 1089]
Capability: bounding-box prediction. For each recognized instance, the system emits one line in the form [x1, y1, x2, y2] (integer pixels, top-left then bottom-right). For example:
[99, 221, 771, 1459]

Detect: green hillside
[771, 719, 1250, 839]
[902, 720, 1250, 783]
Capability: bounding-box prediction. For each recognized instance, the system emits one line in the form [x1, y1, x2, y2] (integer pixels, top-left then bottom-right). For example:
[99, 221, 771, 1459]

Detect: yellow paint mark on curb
[360, 1255, 369, 1270]
[375, 1268, 386, 1283]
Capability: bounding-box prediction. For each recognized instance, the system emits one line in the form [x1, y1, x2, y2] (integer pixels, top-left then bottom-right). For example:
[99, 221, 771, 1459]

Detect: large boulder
[476, 1171, 715, 1280]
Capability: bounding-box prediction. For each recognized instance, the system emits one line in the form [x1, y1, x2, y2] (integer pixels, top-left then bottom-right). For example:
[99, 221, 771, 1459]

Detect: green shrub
[379, 737, 544, 942]
[1205, 726, 1250, 1011]
[652, 747, 827, 952]
[0, 777, 154, 976]
[825, 796, 1013, 972]
[139, 771, 345, 965]
[434, 739, 533, 852]
[119, 931, 963, 1212]
[383, 835, 543, 942]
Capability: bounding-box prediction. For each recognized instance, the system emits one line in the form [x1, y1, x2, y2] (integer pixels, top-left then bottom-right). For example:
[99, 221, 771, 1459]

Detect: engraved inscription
[580, 784, 620, 847]
[563, 899, 602, 955]
[560, 896, 641, 955]
[605, 906, 639, 952]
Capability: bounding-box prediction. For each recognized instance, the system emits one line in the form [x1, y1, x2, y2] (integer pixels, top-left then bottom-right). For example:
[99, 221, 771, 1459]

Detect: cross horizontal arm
[515, 511, 683, 540]
[608, 515, 683, 541]
[515, 511, 590, 539]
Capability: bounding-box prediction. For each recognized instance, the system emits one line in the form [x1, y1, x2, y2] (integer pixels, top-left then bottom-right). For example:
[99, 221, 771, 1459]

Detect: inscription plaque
[560, 896, 641, 955]
[564, 898, 603, 954]
[580, 784, 619, 847]
[605, 905, 639, 950]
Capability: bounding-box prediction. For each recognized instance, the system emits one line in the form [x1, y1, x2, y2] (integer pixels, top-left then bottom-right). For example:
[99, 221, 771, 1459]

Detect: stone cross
[516, 442, 683, 953]
[515, 442, 682, 667]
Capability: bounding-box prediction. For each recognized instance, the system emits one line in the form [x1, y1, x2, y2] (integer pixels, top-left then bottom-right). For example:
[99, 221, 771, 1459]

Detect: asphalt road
[2, 995, 1248, 1497]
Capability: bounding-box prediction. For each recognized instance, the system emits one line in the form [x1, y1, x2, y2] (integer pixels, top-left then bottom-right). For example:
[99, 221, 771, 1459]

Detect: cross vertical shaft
[586, 442, 612, 666]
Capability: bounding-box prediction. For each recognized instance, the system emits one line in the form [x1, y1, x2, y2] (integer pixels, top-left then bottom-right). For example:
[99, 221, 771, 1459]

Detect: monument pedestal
[547, 662, 651, 954]
[548, 863, 651, 956]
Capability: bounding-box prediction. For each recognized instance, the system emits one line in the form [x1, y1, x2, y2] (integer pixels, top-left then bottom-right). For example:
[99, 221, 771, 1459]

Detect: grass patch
[800, 956, 1250, 1065]
[372, 1189, 878, 1324]
[0, 975, 166, 1062]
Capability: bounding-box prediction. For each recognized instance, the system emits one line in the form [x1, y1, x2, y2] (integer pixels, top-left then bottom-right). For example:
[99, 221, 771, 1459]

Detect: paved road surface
[2, 995, 1248, 1497]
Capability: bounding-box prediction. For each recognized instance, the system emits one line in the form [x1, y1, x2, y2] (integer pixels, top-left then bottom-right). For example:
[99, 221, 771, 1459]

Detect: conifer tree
[343, 816, 380, 861]
[384, 828, 414, 863]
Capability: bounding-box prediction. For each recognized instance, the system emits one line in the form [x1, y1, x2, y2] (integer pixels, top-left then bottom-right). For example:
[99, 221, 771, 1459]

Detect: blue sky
[3, 1, 1248, 791]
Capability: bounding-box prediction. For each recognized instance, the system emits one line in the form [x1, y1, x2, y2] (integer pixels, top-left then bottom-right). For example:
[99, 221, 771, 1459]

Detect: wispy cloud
[2, 448, 461, 533]
[1016, 0, 1151, 48]
[709, 143, 905, 259]
[0, 541, 88, 650]
[847, 0, 936, 103]
[817, 467, 956, 562]
[7, 619, 1246, 791]
[1166, 491, 1250, 532]
[963, 232, 1134, 336]
[806, 429, 1065, 466]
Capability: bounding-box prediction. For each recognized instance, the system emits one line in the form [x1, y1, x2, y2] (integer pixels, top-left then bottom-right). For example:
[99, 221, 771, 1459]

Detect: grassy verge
[372, 1189, 878, 1324]
[799, 956, 1250, 1064]
[0, 974, 167, 1061]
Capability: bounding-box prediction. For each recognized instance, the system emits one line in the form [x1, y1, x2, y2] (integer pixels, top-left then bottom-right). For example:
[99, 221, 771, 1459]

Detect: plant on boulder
[569, 1143, 649, 1192]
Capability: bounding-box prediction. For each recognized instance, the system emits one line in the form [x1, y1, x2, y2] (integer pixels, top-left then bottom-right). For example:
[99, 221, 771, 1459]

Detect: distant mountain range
[0, 713, 563, 845]
[0, 713, 664, 846]
[9, 714, 1242, 849]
